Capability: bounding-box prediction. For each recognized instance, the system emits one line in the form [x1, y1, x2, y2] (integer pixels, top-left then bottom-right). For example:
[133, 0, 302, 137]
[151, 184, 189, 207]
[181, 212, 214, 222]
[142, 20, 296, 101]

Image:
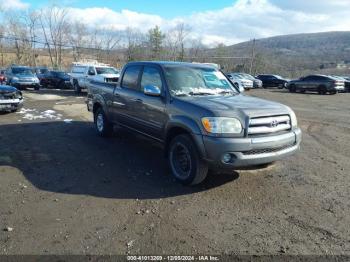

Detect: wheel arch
[164, 118, 206, 159]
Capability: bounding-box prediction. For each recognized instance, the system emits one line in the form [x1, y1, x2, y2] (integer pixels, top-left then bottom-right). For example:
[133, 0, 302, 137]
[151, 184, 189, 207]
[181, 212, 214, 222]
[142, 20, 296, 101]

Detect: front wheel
[168, 134, 208, 185]
[74, 81, 81, 94]
[289, 84, 296, 93]
[94, 107, 113, 137]
[34, 85, 40, 90]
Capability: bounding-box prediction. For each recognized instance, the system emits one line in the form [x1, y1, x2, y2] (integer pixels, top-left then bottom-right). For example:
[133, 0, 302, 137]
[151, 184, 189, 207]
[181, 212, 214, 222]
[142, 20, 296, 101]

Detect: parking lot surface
[0, 89, 349, 255]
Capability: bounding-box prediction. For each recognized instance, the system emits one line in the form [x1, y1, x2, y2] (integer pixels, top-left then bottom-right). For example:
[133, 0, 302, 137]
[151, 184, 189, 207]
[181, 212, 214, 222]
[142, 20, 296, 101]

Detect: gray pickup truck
[87, 62, 301, 185]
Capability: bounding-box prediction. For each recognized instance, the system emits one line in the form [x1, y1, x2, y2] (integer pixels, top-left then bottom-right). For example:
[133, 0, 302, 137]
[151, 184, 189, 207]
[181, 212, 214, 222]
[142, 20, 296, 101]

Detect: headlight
[290, 111, 298, 128]
[16, 91, 23, 99]
[201, 117, 242, 134]
[12, 77, 19, 82]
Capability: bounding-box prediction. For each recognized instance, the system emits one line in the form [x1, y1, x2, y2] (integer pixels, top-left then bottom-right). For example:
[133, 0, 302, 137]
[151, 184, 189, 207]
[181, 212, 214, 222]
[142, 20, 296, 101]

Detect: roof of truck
[125, 61, 217, 69]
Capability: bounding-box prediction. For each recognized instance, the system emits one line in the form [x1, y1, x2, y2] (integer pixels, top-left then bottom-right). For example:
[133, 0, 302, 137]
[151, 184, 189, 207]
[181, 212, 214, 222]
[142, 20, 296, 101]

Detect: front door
[132, 66, 168, 140]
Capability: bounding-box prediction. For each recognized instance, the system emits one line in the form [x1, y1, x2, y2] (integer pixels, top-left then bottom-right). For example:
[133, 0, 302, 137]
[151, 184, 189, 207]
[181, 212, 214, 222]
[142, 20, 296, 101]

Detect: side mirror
[88, 71, 95, 76]
[144, 85, 161, 96]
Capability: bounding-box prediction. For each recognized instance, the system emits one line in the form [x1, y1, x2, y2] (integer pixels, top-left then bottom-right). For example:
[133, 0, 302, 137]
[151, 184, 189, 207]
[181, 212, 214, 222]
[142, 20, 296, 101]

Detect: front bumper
[0, 98, 23, 111]
[202, 128, 302, 168]
[12, 82, 39, 88]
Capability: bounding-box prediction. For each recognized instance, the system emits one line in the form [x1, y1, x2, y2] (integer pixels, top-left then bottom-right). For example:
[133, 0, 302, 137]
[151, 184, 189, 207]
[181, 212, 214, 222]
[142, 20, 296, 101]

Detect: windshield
[96, 67, 119, 75]
[37, 68, 48, 74]
[164, 66, 238, 96]
[240, 74, 255, 80]
[55, 71, 69, 77]
[13, 68, 34, 75]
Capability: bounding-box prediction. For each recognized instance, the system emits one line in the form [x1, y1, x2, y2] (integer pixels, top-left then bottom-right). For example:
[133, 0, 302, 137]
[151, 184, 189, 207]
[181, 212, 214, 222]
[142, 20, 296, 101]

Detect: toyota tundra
[86, 62, 302, 185]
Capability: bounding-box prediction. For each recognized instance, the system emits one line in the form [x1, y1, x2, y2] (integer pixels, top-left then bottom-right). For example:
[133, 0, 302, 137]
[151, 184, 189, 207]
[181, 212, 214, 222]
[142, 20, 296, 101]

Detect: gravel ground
[0, 88, 349, 256]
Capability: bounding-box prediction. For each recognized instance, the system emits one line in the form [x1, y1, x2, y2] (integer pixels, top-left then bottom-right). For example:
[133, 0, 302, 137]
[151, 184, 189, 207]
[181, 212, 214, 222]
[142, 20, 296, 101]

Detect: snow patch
[17, 108, 65, 121]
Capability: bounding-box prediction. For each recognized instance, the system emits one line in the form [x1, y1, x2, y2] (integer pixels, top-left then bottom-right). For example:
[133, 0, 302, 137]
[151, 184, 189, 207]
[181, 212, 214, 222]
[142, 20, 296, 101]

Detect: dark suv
[287, 75, 345, 95]
[87, 62, 301, 185]
[256, 74, 289, 89]
[40, 70, 71, 89]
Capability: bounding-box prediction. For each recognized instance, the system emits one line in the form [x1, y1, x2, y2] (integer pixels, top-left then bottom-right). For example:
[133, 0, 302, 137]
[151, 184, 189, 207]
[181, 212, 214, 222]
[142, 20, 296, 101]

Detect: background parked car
[237, 73, 262, 88]
[256, 74, 289, 89]
[41, 70, 72, 89]
[5, 65, 40, 90]
[0, 84, 23, 112]
[287, 75, 345, 95]
[70, 60, 120, 93]
[33, 67, 49, 84]
[227, 73, 253, 90]
[0, 69, 6, 84]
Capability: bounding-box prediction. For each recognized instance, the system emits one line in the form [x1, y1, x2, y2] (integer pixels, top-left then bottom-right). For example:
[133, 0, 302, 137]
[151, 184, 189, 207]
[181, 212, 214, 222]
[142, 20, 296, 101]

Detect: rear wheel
[94, 107, 113, 137]
[168, 134, 208, 185]
[317, 85, 327, 95]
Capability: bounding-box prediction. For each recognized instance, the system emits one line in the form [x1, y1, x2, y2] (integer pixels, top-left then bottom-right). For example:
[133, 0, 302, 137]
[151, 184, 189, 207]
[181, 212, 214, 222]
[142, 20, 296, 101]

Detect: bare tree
[23, 10, 40, 66]
[4, 12, 30, 64]
[69, 21, 88, 61]
[39, 6, 70, 68]
[124, 27, 146, 61]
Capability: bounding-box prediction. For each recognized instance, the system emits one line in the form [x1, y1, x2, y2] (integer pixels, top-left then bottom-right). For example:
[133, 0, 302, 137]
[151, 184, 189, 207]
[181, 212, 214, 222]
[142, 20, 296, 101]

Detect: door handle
[131, 98, 143, 103]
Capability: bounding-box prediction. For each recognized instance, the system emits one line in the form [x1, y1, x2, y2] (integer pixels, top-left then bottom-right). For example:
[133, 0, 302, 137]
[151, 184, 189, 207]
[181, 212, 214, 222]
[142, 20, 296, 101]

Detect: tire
[289, 84, 296, 93]
[73, 80, 81, 94]
[34, 85, 40, 91]
[58, 81, 65, 89]
[330, 90, 337, 95]
[168, 134, 208, 185]
[318, 85, 327, 95]
[94, 107, 113, 137]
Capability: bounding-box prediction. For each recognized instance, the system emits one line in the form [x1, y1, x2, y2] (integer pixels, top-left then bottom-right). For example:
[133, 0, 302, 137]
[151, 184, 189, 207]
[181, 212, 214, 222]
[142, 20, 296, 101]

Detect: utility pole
[249, 38, 256, 74]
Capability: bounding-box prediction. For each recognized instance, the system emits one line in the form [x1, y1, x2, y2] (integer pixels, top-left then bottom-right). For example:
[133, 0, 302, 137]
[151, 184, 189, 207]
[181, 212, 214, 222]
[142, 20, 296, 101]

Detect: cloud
[66, 0, 350, 46]
[68, 7, 164, 32]
[0, 0, 29, 10]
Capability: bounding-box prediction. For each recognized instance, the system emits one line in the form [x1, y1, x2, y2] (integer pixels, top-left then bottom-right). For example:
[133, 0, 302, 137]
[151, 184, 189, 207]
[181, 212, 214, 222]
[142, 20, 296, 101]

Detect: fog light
[222, 153, 232, 163]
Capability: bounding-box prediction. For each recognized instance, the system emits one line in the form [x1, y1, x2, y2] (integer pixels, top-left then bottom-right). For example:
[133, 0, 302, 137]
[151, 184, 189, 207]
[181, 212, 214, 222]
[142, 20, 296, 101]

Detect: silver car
[227, 73, 254, 90]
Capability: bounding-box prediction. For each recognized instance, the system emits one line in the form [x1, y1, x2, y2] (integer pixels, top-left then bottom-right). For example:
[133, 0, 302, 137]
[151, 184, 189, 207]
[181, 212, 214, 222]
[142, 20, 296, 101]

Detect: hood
[180, 94, 291, 118]
[16, 74, 36, 78]
[0, 85, 18, 93]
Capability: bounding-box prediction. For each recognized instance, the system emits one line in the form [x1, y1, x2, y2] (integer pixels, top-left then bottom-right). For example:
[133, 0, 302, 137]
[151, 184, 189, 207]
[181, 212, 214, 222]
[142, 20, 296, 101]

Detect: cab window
[141, 66, 162, 91]
[121, 66, 142, 91]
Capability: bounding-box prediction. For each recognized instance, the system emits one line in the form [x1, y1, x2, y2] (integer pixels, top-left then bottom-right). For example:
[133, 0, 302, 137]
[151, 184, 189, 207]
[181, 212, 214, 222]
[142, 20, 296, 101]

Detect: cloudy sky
[1, 0, 350, 46]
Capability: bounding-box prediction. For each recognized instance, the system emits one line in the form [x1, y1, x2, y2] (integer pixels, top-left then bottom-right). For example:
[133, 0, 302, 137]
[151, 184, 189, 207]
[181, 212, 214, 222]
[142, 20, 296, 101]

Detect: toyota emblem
[271, 120, 279, 127]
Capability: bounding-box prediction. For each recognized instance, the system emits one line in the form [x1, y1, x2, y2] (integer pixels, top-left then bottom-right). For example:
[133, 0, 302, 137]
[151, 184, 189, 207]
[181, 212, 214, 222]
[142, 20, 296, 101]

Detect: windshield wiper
[189, 91, 215, 96]
[218, 90, 236, 95]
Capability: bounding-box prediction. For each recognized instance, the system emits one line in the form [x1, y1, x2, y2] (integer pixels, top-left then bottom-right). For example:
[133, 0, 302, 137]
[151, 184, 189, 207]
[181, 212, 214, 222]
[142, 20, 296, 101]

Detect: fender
[164, 115, 207, 159]
[92, 93, 110, 118]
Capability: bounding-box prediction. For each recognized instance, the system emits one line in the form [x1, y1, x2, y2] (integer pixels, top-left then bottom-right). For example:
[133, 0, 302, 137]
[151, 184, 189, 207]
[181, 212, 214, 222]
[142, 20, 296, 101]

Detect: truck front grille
[105, 77, 119, 83]
[0, 92, 16, 100]
[248, 115, 291, 136]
